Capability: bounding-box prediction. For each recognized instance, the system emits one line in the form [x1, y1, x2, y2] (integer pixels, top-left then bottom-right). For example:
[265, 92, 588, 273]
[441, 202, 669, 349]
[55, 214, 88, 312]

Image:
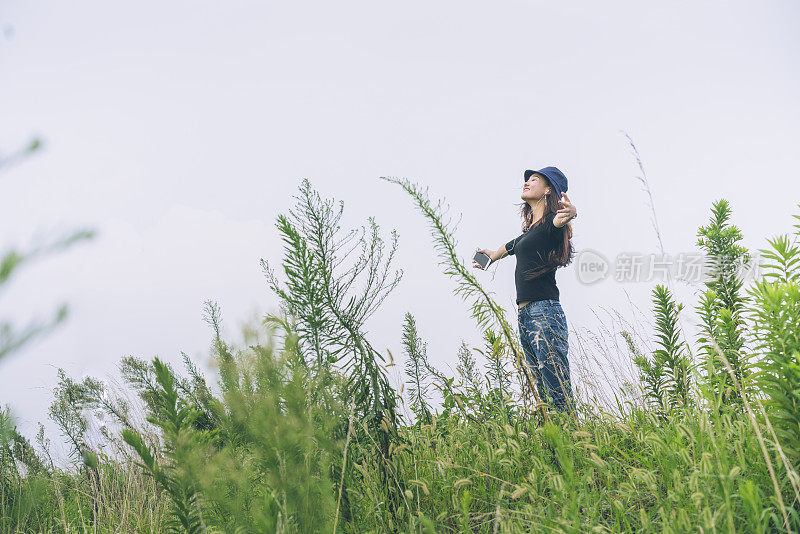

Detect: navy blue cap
[524, 167, 568, 200]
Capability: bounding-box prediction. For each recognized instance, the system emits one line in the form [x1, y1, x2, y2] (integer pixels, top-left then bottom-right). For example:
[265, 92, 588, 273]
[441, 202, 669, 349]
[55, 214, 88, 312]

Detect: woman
[473, 166, 578, 413]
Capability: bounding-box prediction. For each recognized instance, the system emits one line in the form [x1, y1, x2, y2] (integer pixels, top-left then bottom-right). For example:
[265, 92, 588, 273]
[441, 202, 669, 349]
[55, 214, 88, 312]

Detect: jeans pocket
[525, 301, 546, 318]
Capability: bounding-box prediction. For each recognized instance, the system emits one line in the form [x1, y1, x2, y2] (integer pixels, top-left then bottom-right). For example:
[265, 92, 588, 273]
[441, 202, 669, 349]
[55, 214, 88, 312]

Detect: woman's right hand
[472, 248, 495, 270]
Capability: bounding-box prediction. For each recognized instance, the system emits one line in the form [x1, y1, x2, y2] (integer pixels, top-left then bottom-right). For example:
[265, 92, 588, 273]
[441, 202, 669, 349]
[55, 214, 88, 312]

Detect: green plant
[122, 358, 208, 533]
[1, 137, 95, 364]
[632, 285, 692, 414]
[747, 203, 800, 472]
[402, 312, 433, 425]
[456, 339, 483, 399]
[184, 320, 343, 533]
[695, 199, 752, 409]
[261, 178, 406, 520]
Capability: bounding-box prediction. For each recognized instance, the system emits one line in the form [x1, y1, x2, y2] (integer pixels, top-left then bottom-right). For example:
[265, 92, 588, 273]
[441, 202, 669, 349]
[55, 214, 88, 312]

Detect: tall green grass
[2, 174, 800, 533]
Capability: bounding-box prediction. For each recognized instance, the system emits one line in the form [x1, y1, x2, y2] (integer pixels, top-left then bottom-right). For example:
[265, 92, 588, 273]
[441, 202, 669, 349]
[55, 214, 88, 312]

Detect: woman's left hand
[553, 192, 577, 227]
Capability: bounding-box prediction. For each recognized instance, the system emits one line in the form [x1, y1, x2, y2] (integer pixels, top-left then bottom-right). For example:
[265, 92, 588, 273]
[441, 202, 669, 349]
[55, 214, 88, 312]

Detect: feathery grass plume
[401, 313, 433, 425]
[122, 357, 207, 534]
[33, 424, 54, 472]
[747, 202, 800, 472]
[379, 176, 546, 418]
[695, 199, 752, 408]
[645, 285, 692, 413]
[261, 178, 406, 518]
[399, 323, 480, 425]
[624, 132, 667, 258]
[422, 360, 477, 425]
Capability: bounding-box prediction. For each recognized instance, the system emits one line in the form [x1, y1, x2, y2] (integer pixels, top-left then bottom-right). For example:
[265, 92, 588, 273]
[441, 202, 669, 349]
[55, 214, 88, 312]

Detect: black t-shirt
[505, 212, 566, 305]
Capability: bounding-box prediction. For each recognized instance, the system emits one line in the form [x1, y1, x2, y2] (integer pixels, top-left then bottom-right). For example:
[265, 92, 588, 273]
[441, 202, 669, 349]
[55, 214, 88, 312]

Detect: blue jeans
[518, 299, 574, 413]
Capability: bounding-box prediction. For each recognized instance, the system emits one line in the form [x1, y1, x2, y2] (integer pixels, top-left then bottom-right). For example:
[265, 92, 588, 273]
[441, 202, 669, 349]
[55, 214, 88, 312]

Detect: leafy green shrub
[194, 325, 343, 533]
[695, 199, 752, 408]
[633, 284, 692, 414]
[261, 178, 407, 519]
[747, 204, 800, 472]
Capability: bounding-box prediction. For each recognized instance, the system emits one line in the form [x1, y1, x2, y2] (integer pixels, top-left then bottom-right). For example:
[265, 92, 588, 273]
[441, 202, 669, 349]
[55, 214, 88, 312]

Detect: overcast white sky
[2, 1, 799, 460]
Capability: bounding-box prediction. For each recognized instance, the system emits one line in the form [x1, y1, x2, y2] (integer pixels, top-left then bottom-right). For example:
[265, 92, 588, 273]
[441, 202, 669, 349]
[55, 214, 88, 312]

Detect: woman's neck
[528, 197, 547, 224]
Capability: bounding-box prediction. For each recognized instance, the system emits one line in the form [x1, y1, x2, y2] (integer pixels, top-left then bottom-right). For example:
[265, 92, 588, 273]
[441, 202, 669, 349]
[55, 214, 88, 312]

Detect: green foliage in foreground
[2, 177, 800, 533]
[0, 137, 95, 363]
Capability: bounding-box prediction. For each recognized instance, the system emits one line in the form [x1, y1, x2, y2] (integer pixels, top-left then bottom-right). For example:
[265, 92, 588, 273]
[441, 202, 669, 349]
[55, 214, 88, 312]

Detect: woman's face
[521, 173, 550, 203]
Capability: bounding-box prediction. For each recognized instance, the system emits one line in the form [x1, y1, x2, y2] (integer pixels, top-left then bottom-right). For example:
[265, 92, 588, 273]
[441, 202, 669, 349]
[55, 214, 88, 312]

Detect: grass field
[2, 171, 800, 533]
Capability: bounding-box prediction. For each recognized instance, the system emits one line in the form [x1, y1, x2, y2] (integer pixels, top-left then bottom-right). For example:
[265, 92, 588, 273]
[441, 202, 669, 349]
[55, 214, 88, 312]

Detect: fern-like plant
[456, 339, 483, 399]
[633, 284, 692, 414]
[747, 203, 800, 471]
[261, 178, 406, 518]
[695, 199, 751, 408]
[401, 313, 433, 425]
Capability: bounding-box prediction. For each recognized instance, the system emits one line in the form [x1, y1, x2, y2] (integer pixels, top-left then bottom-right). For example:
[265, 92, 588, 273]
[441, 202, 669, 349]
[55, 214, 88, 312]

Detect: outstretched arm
[472, 242, 511, 270]
[553, 192, 578, 228]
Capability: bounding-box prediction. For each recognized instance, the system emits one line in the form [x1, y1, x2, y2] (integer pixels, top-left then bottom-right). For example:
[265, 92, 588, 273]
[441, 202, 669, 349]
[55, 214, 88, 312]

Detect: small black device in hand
[473, 251, 491, 269]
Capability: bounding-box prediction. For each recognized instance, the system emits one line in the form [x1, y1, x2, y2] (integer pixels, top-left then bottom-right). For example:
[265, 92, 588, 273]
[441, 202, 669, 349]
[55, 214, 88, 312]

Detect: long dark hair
[517, 177, 575, 281]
